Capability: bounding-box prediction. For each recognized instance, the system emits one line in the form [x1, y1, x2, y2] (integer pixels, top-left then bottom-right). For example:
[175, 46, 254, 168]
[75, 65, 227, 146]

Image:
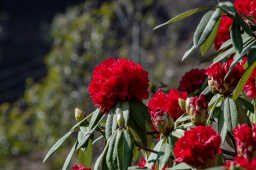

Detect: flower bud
[208, 78, 217, 94]
[188, 95, 208, 125]
[178, 98, 186, 112]
[74, 108, 86, 122]
[116, 108, 125, 128]
[150, 109, 174, 135]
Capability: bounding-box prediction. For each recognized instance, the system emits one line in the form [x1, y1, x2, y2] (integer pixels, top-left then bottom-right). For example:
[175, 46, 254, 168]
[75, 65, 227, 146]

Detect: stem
[135, 142, 159, 154]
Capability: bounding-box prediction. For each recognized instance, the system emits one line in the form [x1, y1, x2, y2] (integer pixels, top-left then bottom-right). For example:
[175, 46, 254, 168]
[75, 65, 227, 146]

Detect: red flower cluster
[225, 156, 256, 170]
[72, 164, 91, 170]
[189, 94, 208, 125]
[233, 124, 256, 159]
[235, 0, 256, 18]
[136, 157, 170, 169]
[214, 16, 233, 50]
[179, 69, 206, 93]
[88, 58, 149, 112]
[148, 89, 187, 121]
[244, 67, 256, 98]
[174, 126, 221, 169]
[206, 59, 244, 95]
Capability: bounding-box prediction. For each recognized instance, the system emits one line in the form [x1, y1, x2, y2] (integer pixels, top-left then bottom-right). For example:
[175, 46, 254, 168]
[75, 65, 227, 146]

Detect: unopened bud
[185, 97, 191, 114]
[74, 107, 86, 122]
[188, 95, 208, 125]
[178, 98, 186, 112]
[151, 109, 174, 135]
[116, 108, 125, 128]
[208, 78, 217, 94]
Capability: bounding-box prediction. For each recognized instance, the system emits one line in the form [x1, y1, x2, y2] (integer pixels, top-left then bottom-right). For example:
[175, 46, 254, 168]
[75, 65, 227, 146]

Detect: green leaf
[237, 97, 254, 113]
[129, 100, 153, 148]
[113, 130, 122, 167]
[123, 130, 134, 169]
[117, 130, 125, 170]
[193, 10, 214, 46]
[92, 135, 104, 145]
[106, 132, 117, 169]
[231, 18, 243, 53]
[78, 139, 92, 168]
[237, 14, 254, 37]
[233, 61, 256, 100]
[200, 16, 221, 55]
[153, 6, 214, 30]
[229, 98, 238, 129]
[62, 141, 77, 170]
[172, 129, 185, 138]
[201, 86, 210, 95]
[218, 105, 227, 143]
[208, 94, 222, 110]
[89, 108, 102, 129]
[247, 48, 256, 66]
[197, 8, 221, 46]
[218, 2, 236, 16]
[77, 114, 106, 149]
[106, 109, 115, 139]
[146, 138, 164, 168]
[43, 110, 93, 163]
[94, 141, 109, 170]
[120, 102, 130, 127]
[213, 47, 236, 65]
[159, 137, 172, 169]
[168, 163, 191, 170]
[205, 167, 225, 170]
[224, 98, 233, 131]
[43, 130, 73, 162]
[112, 112, 118, 133]
[182, 44, 196, 61]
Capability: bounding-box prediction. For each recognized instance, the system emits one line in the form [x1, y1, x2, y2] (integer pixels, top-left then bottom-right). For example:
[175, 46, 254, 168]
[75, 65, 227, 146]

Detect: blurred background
[0, 0, 217, 169]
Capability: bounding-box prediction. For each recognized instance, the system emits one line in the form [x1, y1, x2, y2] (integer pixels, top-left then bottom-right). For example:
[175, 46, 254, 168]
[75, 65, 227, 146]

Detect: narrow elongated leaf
[77, 128, 90, 149]
[218, 106, 227, 143]
[247, 48, 256, 66]
[231, 19, 243, 53]
[43, 130, 73, 162]
[89, 108, 102, 129]
[117, 130, 125, 170]
[112, 113, 118, 133]
[224, 98, 232, 131]
[200, 16, 221, 55]
[106, 109, 114, 139]
[154, 6, 213, 30]
[106, 132, 117, 169]
[205, 167, 225, 170]
[237, 14, 254, 37]
[78, 139, 92, 168]
[43, 110, 94, 162]
[193, 10, 214, 46]
[92, 135, 104, 145]
[213, 47, 236, 65]
[146, 139, 164, 168]
[123, 130, 134, 169]
[159, 137, 172, 169]
[228, 98, 238, 129]
[182, 44, 196, 61]
[197, 8, 221, 46]
[62, 142, 77, 170]
[120, 102, 130, 126]
[168, 163, 191, 170]
[113, 130, 122, 166]
[233, 61, 256, 100]
[201, 86, 210, 95]
[237, 97, 254, 112]
[94, 142, 109, 170]
[208, 94, 222, 110]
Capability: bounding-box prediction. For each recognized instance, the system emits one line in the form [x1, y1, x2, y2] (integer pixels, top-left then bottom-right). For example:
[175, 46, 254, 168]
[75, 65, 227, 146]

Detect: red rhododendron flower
[233, 124, 256, 159]
[136, 157, 170, 169]
[225, 156, 256, 170]
[148, 89, 187, 123]
[244, 67, 256, 98]
[214, 16, 233, 50]
[174, 126, 221, 169]
[72, 164, 91, 170]
[88, 58, 149, 112]
[188, 94, 208, 125]
[179, 69, 206, 93]
[206, 58, 245, 95]
[235, 0, 256, 18]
